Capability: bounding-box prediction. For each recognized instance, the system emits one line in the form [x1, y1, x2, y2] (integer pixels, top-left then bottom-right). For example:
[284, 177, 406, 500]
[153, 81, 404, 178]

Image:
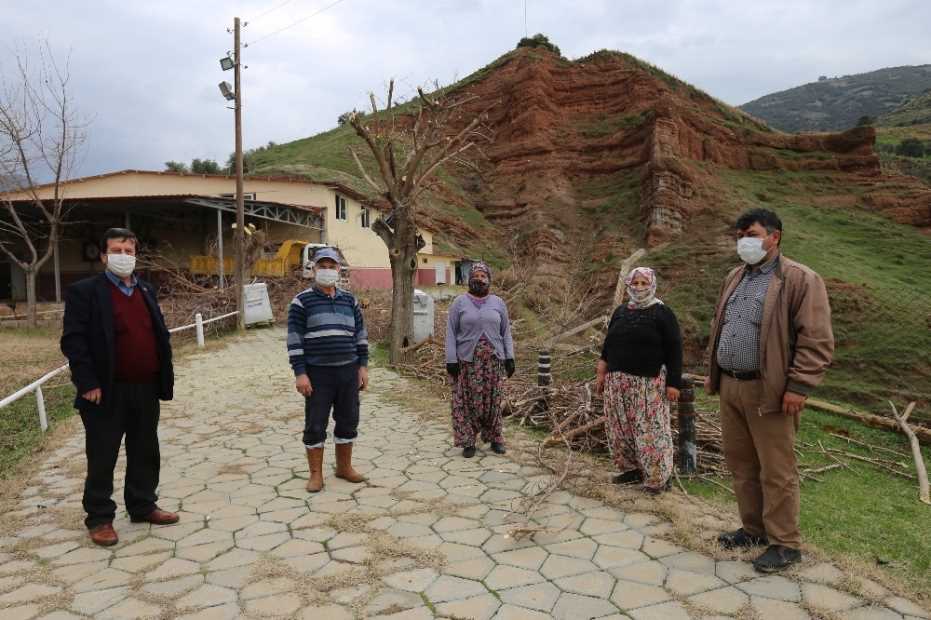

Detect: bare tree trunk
[25, 267, 37, 327]
[388, 252, 416, 364]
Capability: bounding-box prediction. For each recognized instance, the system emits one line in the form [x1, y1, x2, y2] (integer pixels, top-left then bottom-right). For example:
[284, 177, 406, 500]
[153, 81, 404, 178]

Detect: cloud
[2, 0, 929, 177]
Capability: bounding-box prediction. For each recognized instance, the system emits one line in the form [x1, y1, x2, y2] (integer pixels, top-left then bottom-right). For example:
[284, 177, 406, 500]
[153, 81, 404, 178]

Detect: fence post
[676, 378, 697, 473]
[195, 313, 205, 348]
[537, 351, 551, 386]
[36, 385, 48, 432]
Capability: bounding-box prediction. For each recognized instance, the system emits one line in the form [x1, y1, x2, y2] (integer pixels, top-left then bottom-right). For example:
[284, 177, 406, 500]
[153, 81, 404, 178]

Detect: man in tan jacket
[705, 208, 834, 573]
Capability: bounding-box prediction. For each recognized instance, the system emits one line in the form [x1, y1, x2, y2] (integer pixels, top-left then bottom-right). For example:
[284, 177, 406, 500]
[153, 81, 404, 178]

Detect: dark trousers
[303, 364, 360, 447]
[79, 382, 160, 528]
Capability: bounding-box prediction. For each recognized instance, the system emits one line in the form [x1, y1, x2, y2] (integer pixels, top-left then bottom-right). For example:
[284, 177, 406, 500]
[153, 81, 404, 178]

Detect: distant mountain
[740, 65, 931, 133]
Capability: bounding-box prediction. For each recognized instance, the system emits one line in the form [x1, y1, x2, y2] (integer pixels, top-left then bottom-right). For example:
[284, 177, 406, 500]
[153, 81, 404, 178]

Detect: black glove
[505, 359, 515, 378]
[446, 362, 460, 377]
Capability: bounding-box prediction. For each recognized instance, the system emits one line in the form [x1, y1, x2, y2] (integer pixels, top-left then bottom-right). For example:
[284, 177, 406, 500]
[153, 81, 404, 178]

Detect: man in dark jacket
[61, 228, 178, 546]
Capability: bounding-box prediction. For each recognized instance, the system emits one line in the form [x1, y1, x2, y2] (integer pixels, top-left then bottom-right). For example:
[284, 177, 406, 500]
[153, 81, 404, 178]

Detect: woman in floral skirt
[595, 267, 683, 494]
[445, 263, 515, 458]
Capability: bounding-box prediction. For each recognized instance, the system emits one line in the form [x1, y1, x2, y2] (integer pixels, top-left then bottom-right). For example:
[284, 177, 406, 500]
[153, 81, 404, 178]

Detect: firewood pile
[502, 377, 729, 475]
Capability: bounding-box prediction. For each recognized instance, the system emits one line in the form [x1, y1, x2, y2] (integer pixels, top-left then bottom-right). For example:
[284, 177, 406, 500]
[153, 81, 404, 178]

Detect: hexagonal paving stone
[628, 600, 691, 620]
[72, 568, 133, 593]
[545, 538, 599, 561]
[801, 583, 863, 612]
[245, 593, 302, 617]
[539, 554, 600, 580]
[553, 571, 616, 598]
[593, 545, 649, 570]
[609, 560, 667, 587]
[659, 551, 716, 575]
[552, 592, 619, 619]
[884, 595, 930, 618]
[71, 586, 129, 616]
[499, 582, 562, 612]
[97, 597, 163, 619]
[610, 580, 671, 610]
[750, 596, 813, 620]
[296, 604, 353, 620]
[177, 577, 240, 607]
[436, 593, 502, 620]
[688, 586, 750, 614]
[492, 547, 550, 570]
[485, 564, 548, 590]
[444, 556, 496, 580]
[141, 574, 205, 597]
[737, 575, 802, 602]
[491, 604, 553, 619]
[0, 583, 62, 605]
[714, 560, 757, 584]
[425, 575, 489, 603]
[364, 588, 425, 616]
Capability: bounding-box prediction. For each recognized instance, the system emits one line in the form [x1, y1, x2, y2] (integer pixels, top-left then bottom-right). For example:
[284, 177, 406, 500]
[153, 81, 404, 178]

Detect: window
[335, 195, 347, 221]
[360, 207, 370, 228]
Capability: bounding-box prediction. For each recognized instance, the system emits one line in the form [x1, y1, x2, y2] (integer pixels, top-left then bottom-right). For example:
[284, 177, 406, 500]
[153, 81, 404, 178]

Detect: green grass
[0, 384, 74, 478]
[682, 405, 931, 593]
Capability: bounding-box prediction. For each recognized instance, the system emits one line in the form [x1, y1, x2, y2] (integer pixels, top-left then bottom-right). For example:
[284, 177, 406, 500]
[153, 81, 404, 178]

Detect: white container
[412, 288, 434, 344]
[243, 282, 274, 325]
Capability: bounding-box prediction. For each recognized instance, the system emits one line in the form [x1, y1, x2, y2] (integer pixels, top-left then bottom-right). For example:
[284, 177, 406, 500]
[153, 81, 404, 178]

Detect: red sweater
[110, 285, 160, 383]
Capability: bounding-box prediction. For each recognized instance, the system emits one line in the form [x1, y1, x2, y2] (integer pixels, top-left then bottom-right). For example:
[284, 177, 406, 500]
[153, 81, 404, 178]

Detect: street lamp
[219, 54, 234, 71]
[218, 81, 235, 101]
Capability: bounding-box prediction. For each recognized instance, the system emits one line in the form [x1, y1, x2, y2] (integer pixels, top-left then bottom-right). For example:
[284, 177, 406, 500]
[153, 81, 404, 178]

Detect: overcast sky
[3, 0, 929, 178]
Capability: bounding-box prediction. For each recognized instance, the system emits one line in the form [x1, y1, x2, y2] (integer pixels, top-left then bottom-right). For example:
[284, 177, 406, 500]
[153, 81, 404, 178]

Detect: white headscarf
[625, 267, 664, 310]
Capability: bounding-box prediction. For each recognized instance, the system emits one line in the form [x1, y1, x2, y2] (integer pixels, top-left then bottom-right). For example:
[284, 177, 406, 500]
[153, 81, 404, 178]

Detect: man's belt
[719, 367, 761, 380]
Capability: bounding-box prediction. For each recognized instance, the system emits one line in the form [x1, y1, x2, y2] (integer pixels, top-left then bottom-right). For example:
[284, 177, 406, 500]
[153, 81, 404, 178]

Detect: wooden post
[677, 378, 697, 473]
[537, 351, 551, 386]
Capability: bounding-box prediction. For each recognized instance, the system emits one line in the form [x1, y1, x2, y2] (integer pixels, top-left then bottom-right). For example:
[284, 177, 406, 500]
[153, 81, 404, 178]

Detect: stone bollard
[537, 351, 552, 386]
[677, 378, 697, 474]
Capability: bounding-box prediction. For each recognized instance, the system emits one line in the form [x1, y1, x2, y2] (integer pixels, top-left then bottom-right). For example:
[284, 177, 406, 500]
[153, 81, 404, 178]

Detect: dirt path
[0, 328, 926, 619]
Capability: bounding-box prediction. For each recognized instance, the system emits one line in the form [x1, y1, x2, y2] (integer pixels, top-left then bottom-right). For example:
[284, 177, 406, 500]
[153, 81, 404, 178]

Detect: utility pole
[233, 16, 246, 332]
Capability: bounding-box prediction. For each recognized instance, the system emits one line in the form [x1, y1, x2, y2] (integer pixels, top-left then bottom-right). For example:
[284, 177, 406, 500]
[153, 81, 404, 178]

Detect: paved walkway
[0, 329, 927, 619]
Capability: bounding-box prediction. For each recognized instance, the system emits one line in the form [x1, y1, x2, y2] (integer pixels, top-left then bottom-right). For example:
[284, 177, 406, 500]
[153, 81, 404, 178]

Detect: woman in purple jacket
[445, 263, 515, 457]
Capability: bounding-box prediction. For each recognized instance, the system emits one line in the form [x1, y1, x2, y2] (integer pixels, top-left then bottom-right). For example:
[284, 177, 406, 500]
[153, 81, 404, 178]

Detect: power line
[245, 0, 349, 47]
[246, 0, 299, 26]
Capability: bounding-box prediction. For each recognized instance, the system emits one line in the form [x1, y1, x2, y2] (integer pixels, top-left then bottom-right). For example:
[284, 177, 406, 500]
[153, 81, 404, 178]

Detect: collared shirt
[105, 270, 137, 297]
[716, 255, 779, 372]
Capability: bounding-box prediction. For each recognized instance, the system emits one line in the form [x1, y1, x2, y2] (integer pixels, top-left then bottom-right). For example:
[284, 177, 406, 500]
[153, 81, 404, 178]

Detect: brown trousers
[720, 375, 801, 549]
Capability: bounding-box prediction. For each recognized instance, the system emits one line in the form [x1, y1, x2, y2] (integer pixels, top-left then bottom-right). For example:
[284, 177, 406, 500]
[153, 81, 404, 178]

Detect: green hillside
[740, 65, 931, 132]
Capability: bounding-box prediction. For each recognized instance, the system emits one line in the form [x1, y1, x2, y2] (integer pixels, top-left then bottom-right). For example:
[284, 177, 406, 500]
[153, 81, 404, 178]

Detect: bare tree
[0, 43, 86, 326]
[348, 79, 493, 363]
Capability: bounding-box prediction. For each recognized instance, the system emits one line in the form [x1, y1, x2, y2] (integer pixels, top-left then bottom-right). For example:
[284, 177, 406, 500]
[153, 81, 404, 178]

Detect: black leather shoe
[490, 442, 506, 454]
[753, 545, 802, 573]
[612, 470, 643, 485]
[718, 528, 769, 550]
[462, 446, 476, 458]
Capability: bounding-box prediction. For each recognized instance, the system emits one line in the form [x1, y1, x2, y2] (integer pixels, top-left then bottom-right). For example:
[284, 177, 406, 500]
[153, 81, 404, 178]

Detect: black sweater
[600, 303, 683, 389]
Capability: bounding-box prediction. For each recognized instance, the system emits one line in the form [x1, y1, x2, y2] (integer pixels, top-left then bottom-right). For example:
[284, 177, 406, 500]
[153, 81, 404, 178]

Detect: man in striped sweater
[287, 247, 369, 492]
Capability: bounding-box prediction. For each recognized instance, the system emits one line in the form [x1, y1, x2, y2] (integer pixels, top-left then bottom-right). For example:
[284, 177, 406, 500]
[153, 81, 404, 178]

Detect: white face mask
[737, 237, 767, 265]
[106, 253, 136, 278]
[315, 268, 339, 287]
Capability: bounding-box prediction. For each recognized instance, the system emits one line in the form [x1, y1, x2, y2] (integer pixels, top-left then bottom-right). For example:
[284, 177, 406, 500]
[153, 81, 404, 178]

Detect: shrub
[516, 33, 561, 57]
[896, 138, 925, 158]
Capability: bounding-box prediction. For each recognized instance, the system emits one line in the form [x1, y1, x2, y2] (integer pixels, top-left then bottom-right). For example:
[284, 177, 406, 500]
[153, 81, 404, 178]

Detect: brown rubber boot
[305, 447, 324, 493]
[334, 442, 365, 483]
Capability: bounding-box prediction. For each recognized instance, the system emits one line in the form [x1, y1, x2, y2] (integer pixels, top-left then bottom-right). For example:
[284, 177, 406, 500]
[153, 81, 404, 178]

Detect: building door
[434, 262, 447, 284]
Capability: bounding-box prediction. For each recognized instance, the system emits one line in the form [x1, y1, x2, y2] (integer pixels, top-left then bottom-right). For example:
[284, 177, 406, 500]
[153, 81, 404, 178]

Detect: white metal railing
[0, 311, 239, 431]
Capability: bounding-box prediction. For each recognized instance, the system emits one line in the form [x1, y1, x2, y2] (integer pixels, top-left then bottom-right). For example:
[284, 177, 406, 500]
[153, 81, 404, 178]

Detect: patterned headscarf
[625, 267, 663, 309]
[469, 262, 491, 282]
